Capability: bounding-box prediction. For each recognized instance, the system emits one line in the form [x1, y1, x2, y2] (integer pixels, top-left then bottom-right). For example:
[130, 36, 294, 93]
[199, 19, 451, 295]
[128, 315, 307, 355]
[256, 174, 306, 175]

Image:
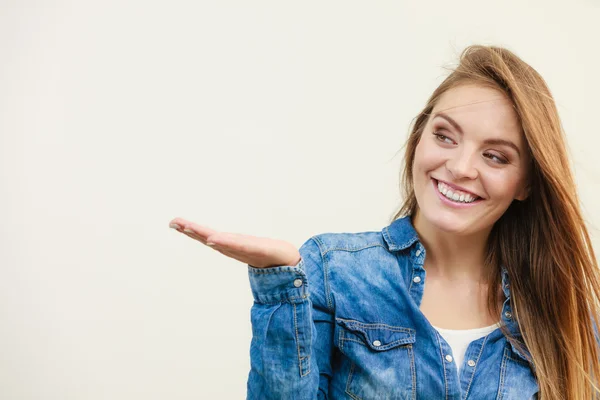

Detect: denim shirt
[246, 215, 538, 399]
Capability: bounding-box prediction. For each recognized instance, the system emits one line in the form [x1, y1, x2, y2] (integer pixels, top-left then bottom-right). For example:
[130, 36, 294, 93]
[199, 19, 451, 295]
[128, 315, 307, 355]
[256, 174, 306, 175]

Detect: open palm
[169, 217, 301, 269]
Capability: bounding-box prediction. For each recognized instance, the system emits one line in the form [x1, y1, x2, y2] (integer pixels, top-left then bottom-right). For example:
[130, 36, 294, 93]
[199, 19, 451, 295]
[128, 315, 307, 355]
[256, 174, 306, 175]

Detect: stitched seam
[293, 303, 311, 377]
[299, 356, 310, 377]
[408, 344, 417, 399]
[322, 243, 387, 255]
[371, 340, 413, 350]
[312, 236, 334, 313]
[395, 236, 419, 250]
[496, 347, 509, 400]
[435, 330, 449, 400]
[464, 335, 488, 399]
[249, 267, 303, 275]
[292, 302, 303, 377]
[340, 337, 413, 350]
[382, 226, 392, 247]
[345, 362, 363, 400]
[383, 224, 420, 251]
[335, 318, 415, 333]
[253, 295, 306, 305]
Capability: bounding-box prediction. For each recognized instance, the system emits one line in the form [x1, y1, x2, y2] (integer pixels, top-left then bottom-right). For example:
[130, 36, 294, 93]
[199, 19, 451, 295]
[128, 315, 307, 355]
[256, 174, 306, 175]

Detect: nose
[446, 147, 478, 180]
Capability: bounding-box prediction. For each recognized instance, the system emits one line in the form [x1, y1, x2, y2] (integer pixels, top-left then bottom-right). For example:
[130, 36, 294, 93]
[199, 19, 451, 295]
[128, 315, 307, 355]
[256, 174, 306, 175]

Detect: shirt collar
[382, 215, 420, 252]
[383, 215, 512, 301]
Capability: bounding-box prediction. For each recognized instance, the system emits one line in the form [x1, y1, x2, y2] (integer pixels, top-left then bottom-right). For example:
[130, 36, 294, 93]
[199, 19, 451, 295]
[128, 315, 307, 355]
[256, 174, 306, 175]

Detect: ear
[515, 184, 530, 201]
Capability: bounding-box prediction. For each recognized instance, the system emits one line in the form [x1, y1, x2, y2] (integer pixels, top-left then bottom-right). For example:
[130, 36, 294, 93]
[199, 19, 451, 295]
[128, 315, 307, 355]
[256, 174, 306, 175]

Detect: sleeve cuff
[247, 259, 308, 304]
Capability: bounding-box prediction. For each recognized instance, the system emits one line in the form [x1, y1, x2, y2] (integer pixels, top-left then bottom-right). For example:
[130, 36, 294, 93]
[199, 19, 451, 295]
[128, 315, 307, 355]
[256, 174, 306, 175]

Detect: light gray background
[1, 1, 599, 399]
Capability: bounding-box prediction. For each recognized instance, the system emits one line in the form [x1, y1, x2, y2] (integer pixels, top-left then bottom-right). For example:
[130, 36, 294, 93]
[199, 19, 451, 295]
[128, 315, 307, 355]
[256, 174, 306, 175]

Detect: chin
[433, 216, 474, 235]
[419, 205, 478, 236]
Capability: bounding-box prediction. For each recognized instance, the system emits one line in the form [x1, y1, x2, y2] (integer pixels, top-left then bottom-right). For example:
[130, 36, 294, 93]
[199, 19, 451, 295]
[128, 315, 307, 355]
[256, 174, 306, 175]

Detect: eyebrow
[432, 112, 521, 157]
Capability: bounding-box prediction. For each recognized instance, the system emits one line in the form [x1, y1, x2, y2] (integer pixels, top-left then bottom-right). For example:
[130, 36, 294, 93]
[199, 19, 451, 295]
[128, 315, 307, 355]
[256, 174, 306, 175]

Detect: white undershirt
[432, 322, 501, 376]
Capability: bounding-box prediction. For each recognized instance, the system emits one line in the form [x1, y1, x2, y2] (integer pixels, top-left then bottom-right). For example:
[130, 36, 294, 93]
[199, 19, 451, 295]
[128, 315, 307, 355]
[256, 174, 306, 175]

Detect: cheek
[482, 171, 524, 200]
[414, 138, 445, 172]
[412, 145, 430, 183]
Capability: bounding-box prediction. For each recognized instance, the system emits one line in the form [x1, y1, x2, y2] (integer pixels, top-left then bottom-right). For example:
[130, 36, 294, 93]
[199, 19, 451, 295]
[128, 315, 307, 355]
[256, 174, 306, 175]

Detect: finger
[184, 236, 254, 265]
[179, 230, 245, 258]
[206, 232, 265, 254]
[182, 222, 219, 241]
[168, 219, 185, 231]
[175, 226, 245, 257]
[170, 221, 265, 265]
[181, 231, 279, 268]
[169, 218, 219, 240]
[180, 230, 211, 246]
[169, 218, 209, 232]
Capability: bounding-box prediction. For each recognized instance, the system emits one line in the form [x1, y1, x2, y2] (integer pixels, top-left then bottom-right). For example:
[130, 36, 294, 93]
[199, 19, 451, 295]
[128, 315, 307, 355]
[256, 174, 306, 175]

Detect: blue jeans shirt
[246, 215, 538, 399]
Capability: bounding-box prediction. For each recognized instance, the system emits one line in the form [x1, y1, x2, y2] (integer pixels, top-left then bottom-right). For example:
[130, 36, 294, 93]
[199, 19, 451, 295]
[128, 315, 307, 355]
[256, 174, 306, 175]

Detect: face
[412, 84, 530, 236]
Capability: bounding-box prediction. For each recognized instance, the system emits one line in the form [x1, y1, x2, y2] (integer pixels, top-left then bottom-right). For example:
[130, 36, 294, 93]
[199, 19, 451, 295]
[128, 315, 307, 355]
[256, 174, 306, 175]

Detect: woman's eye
[433, 132, 454, 144]
[484, 152, 509, 164]
[433, 131, 509, 165]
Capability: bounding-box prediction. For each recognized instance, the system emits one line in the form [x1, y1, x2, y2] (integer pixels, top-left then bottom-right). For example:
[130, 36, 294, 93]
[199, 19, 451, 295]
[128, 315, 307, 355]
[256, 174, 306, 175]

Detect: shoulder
[302, 215, 417, 257]
[299, 227, 405, 278]
[306, 229, 389, 256]
[297, 228, 396, 277]
[298, 228, 402, 309]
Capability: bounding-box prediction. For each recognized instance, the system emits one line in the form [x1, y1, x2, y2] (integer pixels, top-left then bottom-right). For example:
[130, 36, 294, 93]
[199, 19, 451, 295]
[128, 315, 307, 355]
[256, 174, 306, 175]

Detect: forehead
[431, 84, 522, 137]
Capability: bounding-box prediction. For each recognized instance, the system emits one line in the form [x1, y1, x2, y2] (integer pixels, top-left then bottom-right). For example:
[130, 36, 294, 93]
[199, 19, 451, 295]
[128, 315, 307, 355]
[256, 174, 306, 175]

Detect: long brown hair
[392, 45, 600, 399]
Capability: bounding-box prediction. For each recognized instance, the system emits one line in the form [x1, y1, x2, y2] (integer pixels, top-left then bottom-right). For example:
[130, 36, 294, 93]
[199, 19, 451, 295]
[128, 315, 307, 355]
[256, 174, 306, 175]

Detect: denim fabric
[246, 215, 538, 399]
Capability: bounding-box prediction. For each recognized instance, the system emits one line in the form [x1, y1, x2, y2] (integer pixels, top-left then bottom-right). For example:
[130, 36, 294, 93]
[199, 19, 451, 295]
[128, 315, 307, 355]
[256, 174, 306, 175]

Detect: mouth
[431, 178, 484, 208]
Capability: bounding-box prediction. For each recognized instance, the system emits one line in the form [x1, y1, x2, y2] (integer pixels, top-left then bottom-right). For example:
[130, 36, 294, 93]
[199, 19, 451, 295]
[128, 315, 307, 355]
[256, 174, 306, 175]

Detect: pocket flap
[336, 318, 416, 351]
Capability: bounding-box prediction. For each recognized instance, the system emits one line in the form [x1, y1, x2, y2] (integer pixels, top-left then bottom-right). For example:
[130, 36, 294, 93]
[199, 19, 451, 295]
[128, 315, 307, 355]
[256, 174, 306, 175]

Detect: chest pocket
[336, 318, 417, 400]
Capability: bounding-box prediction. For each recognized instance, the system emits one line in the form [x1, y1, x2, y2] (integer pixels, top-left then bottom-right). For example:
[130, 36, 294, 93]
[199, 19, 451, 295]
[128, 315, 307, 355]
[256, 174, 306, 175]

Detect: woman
[169, 45, 600, 399]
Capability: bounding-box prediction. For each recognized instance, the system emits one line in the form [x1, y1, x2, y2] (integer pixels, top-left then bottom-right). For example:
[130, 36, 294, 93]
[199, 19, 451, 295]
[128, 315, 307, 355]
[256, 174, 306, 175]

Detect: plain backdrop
[1, 1, 599, 399]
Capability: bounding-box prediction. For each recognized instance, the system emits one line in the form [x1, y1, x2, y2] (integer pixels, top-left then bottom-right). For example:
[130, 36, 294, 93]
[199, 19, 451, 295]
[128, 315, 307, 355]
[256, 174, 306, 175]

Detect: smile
[432, 178, 484, 208]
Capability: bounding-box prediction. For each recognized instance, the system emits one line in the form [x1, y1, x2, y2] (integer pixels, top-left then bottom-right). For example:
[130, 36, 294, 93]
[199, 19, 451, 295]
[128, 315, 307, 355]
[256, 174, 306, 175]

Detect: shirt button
[415, 249, 422, 257]
[504, 311, 512, 319]
[467, 359, 476, 367]
[373, 340, 382, 347]
[445, 354, 453, 362]
[293, 279, 303, 288]
[413, 276, 421, 283]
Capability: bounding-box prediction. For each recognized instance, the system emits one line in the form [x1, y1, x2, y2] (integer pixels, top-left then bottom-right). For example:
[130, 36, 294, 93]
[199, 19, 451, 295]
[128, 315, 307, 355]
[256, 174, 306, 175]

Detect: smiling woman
[393, 45, 600, 399]
[170, 45, 600, 399]
[412, 84, 530, 236]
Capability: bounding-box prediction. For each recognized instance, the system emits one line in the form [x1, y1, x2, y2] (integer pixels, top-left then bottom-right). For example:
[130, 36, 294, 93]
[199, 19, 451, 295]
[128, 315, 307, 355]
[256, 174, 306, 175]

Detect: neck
[411, 210, 493, 283]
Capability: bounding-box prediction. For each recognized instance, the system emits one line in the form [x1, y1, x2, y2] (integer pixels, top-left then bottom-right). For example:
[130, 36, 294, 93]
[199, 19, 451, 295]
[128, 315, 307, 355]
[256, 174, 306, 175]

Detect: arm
[246, 237, 334, 400]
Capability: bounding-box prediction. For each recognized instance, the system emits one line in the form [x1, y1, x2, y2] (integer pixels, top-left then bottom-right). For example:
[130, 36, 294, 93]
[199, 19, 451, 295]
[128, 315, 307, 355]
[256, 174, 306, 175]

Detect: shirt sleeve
[246, 236, 334, 400]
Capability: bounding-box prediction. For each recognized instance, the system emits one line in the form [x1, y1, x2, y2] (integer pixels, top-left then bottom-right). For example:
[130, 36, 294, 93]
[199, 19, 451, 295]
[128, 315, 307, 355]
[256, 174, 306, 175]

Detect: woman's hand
[168, 218, 301, 269]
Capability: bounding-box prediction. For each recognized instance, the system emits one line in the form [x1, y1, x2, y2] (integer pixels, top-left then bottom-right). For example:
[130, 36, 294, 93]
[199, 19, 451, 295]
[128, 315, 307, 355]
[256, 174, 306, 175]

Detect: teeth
[437, 181, 479, 203]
